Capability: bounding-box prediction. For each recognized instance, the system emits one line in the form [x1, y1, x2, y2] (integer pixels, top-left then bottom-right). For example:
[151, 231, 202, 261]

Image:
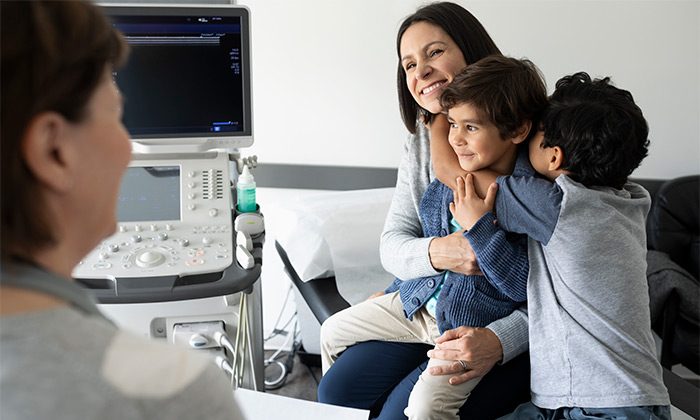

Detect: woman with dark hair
[318, 3, 530, 419]
[0, 2, 242, 419]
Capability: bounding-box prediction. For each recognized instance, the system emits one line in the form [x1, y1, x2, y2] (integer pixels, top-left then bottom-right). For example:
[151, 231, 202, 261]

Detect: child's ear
[510, 121, 532, 145]
[548, 146, 566, 171]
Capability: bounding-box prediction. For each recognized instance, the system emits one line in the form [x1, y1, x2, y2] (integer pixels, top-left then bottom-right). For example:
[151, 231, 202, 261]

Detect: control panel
[73, 151, 235, 281]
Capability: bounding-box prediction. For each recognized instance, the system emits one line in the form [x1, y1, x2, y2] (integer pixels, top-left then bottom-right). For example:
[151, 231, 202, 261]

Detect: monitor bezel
[101, 3, 253, 151]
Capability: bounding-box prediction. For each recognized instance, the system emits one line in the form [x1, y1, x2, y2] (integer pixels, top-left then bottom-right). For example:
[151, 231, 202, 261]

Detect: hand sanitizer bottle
[237, 164, 257, 213]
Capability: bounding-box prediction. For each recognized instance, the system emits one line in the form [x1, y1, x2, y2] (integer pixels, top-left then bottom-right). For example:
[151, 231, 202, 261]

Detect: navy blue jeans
[497, 402, 671, 420]
[318, 340, 531, 420]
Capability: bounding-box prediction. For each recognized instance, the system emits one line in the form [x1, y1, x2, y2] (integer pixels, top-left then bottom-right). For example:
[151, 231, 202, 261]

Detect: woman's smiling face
[400, 21, 467, 115]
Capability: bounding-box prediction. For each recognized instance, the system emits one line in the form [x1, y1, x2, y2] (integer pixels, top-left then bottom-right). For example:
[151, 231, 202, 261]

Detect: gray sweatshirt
[496, 173, 670, 408]
[0, 262, 242, 420]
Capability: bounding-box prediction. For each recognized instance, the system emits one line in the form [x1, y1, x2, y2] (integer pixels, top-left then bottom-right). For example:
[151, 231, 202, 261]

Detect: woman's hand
[427, 326, 503, 385]
[428, 230, 483, 276]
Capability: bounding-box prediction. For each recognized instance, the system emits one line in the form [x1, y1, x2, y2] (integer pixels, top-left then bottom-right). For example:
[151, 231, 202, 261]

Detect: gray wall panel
[254, 164, 397, 191]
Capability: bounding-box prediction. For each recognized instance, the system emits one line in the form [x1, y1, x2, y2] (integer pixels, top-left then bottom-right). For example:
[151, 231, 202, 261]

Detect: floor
[264, 349, 322, 402]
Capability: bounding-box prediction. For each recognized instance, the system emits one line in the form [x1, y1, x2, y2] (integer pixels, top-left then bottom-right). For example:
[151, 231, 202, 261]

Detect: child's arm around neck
[429, 113, 500, 198]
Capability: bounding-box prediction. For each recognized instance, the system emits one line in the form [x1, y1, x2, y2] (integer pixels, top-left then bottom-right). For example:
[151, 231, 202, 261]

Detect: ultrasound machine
[72, 4, 264, 390]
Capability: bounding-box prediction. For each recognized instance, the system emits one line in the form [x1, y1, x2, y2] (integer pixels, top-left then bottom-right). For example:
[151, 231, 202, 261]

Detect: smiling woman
[399, 21, 467, 115]
[395, 2, 500, 135]
[317, 3, 532, 420]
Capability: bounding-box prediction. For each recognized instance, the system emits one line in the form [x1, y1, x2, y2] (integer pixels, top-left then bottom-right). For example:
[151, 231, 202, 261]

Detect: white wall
[244, 0, 700, 179]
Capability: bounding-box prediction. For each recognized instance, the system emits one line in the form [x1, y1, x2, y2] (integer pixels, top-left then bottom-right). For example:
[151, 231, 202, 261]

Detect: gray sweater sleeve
[379, 125, 529, 362]
[379, 127, 441, 280]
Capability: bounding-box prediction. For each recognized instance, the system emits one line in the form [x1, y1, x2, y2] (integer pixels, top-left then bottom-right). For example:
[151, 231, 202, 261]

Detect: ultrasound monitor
[102, 4, 252, 152]
[117, 166, 181, 222]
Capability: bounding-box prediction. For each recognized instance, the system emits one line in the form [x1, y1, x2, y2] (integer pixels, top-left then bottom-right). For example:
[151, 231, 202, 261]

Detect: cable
[263, 359, 288, 390]
[209, 293, 257, 391]
[263, 318, 296, 389]
[263, 318, 303, 390]
[215, 354, 234, 377]
[265, 311, 297, 362]
[264, 311, 297, 343]
[264, 283, 294, 342]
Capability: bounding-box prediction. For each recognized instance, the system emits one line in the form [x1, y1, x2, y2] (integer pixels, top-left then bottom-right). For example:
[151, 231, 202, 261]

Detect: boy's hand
[449, 173, 497, 230]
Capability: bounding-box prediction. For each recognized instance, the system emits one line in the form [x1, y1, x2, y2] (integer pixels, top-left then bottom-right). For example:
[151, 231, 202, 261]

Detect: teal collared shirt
[424, 216, 462, 316]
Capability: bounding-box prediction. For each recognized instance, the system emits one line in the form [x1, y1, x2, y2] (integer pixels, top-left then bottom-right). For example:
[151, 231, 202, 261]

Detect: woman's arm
[380, 130, 440, 280]
[381, 129, 484, 279]
[430, 114, 461, 190]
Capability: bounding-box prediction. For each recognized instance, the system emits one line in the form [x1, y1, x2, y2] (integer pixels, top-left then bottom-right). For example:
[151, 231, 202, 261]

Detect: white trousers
[320, 292, 482, 420]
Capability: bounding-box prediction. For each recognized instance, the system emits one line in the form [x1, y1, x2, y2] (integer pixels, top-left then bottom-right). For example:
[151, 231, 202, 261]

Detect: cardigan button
[412, 297, 420, 306]
[427, 279, 435, 288]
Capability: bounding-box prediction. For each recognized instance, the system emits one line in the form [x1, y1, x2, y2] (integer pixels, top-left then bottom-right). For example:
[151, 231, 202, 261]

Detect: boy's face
[447, 102, 518, 174]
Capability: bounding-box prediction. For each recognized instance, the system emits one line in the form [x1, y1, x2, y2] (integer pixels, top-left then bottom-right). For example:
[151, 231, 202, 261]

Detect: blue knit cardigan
[385, 179, 528, 333]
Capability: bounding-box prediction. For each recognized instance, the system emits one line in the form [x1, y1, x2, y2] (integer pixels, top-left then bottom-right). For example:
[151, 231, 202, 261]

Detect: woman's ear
[21, 112, 75, 192]
[510, 121, 532, 145]
[548, 146, 566, 171]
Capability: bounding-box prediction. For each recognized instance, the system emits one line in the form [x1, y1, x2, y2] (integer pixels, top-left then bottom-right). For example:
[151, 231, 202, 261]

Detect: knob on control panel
[135, 250, 166, 268]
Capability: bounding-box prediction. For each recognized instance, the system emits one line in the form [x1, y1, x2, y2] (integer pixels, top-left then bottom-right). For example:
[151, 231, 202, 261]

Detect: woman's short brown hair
[1, 0, 128, 260]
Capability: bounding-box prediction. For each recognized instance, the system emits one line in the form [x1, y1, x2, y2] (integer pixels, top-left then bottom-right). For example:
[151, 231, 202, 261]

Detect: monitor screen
[117, 166, 181, 222]
[102, 5, 252, 149]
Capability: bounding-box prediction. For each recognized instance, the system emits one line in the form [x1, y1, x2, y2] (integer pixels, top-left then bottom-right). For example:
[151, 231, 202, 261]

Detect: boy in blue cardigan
[320, 55, 546, 420]
[446, 73, 670, 419]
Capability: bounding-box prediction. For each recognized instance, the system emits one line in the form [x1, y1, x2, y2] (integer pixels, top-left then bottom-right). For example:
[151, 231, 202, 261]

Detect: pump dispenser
[236, 164, 257, 213]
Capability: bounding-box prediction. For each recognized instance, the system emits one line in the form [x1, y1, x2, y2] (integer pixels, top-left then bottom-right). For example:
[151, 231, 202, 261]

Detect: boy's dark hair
[540, 72, 649, 189]
[440, 55, 547, 142]
[396, 2, 501, 134]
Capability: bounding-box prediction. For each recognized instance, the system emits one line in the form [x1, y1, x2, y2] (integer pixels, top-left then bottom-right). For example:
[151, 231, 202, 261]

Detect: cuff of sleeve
[385, 236, 442, 279]
[418, 236, 443, 277]
[486, 306, 529, 364]
[463, 211, 498, 249]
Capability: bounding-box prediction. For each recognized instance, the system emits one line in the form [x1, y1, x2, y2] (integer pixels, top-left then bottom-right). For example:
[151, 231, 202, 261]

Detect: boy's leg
[404, 355, 483, 420]
[320, 292, 439, 373]
[374, 351, 531, 420]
